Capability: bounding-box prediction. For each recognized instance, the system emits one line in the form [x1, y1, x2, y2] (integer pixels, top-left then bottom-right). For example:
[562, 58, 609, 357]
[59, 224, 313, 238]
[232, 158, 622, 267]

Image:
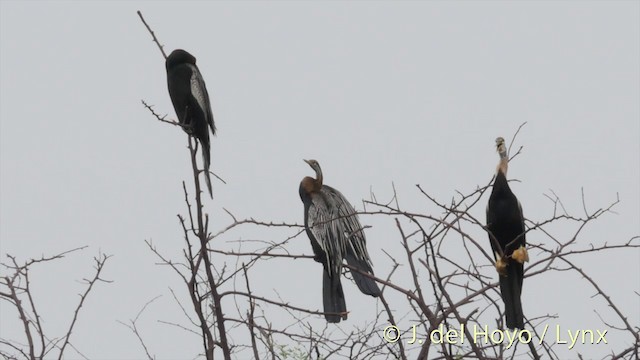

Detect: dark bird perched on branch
[299, 159, 381, 323]
[166, 49, 216, 198]
[486, 137, 529, 329]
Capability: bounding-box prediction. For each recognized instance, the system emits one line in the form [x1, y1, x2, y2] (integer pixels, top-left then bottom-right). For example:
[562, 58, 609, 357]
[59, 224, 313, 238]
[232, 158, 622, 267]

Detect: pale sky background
[1, 1, 638, 359]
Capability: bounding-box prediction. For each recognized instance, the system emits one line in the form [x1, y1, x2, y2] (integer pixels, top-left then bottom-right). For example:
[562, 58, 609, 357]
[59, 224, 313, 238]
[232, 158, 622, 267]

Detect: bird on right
[486, 137, 529, 330]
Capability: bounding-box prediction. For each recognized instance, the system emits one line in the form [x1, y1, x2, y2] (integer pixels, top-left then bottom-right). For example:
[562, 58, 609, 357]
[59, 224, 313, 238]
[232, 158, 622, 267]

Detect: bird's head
[304, 159, 323, 184]
[495, 137, 506, 154]
[304, 159, 321, 173]
[166, 49, 197, 71]
[495, 136, 509, 175]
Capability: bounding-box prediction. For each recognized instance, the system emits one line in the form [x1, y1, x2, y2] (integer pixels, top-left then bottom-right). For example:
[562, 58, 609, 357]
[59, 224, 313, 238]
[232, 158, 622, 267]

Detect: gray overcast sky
[1, 1, 638, 359]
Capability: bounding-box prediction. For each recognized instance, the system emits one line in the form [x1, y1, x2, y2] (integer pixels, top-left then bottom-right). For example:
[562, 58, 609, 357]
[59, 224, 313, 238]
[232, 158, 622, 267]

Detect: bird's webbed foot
[495, 254, 508, 276]
[512, 245, 529, 264]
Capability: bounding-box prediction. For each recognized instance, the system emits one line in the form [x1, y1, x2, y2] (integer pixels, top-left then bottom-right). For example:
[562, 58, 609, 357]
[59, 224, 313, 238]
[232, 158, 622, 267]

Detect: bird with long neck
[299, 159, 347, 322]
[495, 137, 529, 264]
[299, 159, 380, 323]
[486, 136, 528, 329]
[493, 137, 510, 274]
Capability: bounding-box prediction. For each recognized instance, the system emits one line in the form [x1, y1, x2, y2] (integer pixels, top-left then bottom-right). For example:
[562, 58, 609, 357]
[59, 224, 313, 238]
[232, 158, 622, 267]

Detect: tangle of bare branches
[135, 9, 639, 360]
[0, 248, 111, 360]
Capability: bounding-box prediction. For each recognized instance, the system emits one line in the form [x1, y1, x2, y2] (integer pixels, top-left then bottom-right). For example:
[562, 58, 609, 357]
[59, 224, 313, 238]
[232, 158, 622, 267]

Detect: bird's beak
[303, 159, 311, 165]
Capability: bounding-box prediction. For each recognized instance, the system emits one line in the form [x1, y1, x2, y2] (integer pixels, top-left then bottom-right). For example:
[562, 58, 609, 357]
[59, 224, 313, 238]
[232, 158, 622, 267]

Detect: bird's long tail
[201, 139, 213, 199]
[500, 264, 524, 329]
[322, 271, 347, 323]
[345, 252, 381, 297]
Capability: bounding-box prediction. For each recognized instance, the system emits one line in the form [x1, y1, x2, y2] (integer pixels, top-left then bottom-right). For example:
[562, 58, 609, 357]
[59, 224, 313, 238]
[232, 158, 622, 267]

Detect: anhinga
[166, 49, 216, 198]
[299, 159, 381, 323]
[486, 137, 529, 329]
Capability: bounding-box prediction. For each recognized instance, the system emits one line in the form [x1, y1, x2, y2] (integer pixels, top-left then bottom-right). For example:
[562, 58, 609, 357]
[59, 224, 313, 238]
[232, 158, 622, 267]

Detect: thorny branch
[139, 10, 231, 360]
[118, 295, 163, 360]
[0, 249, 110, 360]
[137, 10, 167, 59]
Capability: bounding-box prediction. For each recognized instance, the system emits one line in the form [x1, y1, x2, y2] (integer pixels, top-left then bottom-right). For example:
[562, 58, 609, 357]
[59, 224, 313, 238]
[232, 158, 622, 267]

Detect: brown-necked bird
[166, 49, 216, 198]
[299, 159, 381, 323]
[486, 137, 529, 329]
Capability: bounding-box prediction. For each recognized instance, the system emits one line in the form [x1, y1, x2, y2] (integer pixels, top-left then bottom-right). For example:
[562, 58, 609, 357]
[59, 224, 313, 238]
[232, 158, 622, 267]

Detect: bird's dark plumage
[486, 137, 528, 329]
[299, 159, 380, 323]
[166, 49, 216, 198]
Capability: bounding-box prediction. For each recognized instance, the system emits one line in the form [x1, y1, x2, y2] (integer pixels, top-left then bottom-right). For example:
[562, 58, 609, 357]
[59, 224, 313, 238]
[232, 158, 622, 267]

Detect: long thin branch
[57, 254, 111, 360]
[137, 11, 167, 59]
[5, 279, 35, 359]
[186, 137, 232, 360]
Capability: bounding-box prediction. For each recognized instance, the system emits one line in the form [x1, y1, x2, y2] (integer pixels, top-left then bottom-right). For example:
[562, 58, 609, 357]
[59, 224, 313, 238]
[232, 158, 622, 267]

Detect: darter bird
[486, 137, 529, 329]
[299, 159, 381, 323]
[166, 49, 216, 198]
